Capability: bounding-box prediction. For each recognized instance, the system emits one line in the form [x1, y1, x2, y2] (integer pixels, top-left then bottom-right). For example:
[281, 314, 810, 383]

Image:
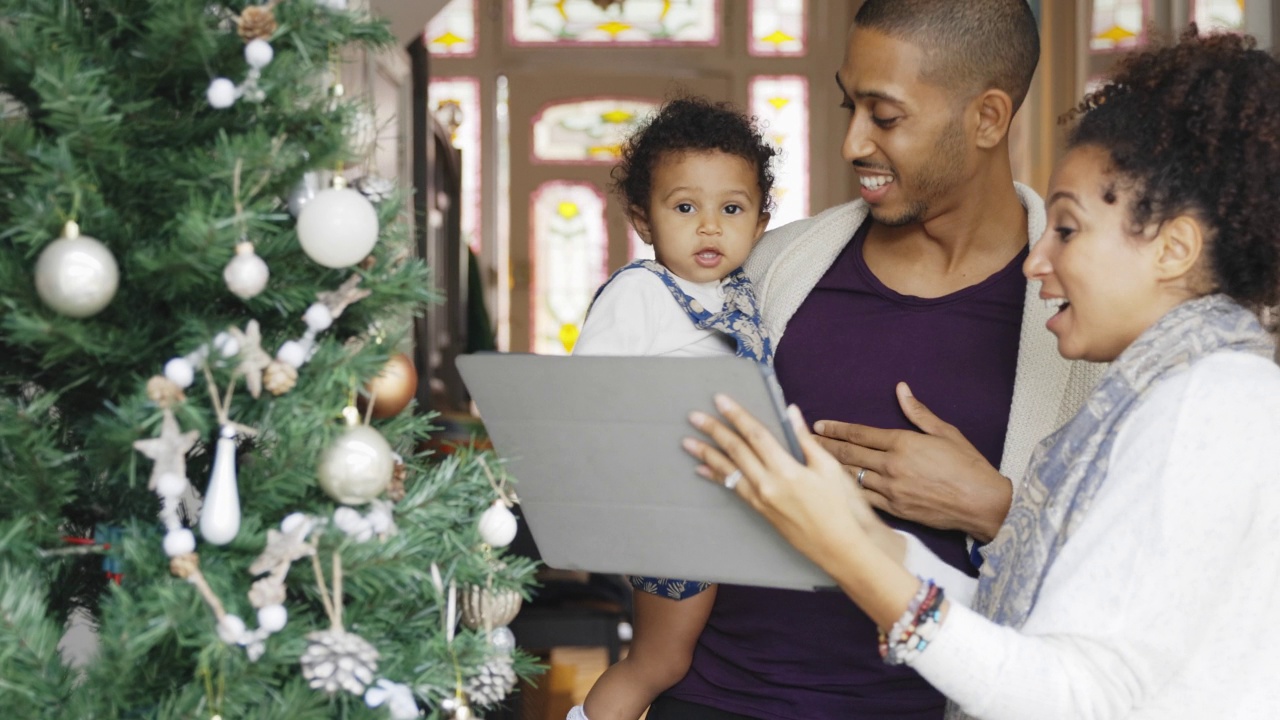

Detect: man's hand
[812, 382, 1011, 542]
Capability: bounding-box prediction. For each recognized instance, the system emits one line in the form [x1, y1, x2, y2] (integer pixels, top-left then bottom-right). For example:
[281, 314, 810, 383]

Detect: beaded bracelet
[878, 578, 946, 665]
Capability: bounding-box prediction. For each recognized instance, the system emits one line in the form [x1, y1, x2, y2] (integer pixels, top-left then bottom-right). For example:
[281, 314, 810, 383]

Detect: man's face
[837, 27, 972, 227]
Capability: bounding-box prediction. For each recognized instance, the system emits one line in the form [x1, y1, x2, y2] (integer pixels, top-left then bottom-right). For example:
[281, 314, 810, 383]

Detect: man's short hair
[854, 0, 1040, 112]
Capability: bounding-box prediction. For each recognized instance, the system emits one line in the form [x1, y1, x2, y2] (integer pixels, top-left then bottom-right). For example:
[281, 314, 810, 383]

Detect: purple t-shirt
[664, 221, 1027, 719]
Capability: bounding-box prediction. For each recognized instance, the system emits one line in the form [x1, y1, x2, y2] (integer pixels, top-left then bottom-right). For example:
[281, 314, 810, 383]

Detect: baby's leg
[579, 585, 718, 720]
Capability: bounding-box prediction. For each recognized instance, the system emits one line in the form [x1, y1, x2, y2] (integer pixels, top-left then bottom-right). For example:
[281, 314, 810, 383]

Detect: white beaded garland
[277, 339, 308, 369]
[281, 512, 311, 535]
[478, 501, 518, 548]
[163, 529, 197, 557]
[154, 472, 189, 500]
[217, 613, 247, 644]
[303, 303, 334, 331]
[163, 357, 195, 388]
[257, 604, 288, 633]
[213, 331, 240, 358]
[296, 187, 379, 268]
[207, 78, 238, 109]
[244, 39, 274, 69]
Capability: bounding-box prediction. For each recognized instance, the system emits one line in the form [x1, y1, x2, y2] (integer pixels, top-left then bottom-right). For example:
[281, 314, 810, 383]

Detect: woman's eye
[872, 116, 900, 128]
[1054, 226, 1076, 242]
[675, 203, 694, 213]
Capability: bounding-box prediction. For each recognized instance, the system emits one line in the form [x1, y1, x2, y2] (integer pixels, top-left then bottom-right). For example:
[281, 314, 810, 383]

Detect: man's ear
[972, 88, 1014, 150]
[630, 205, 654, 244]
[1153, 214, 1206, 284]
[754, 212, 771, 243]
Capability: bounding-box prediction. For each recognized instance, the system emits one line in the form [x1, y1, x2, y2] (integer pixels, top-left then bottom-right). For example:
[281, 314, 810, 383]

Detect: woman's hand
[682, 394, 903, 568]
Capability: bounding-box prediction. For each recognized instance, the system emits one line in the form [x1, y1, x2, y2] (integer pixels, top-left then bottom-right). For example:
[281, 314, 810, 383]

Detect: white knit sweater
[742, 183, 1104, 481]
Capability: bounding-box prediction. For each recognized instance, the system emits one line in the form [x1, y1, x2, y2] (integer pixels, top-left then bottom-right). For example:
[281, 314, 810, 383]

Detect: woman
[683, 30, 1280, 720]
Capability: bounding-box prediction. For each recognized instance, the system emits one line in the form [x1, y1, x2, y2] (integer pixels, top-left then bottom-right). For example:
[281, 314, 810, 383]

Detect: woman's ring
[855, 467, 867, 487]
[724, 469, 743, 491]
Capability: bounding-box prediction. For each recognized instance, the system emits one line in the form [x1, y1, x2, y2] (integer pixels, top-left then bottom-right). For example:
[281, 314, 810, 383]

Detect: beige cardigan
[743, 184, 1104, 482]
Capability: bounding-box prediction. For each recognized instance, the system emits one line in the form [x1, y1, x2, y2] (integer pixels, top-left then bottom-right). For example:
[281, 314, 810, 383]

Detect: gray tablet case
[456, 353, 836, 592]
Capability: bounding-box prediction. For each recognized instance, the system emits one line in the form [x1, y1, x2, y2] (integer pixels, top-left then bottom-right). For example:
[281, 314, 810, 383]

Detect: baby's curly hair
[1062, 28, 1280, 308]
[612, 96, 777, 218]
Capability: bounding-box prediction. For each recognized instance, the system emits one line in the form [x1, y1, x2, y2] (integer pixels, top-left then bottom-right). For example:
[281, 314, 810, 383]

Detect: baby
[570, 96, 778, 720]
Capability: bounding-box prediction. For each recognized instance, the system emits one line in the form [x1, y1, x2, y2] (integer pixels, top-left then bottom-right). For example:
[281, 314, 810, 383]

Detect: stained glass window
[427, 77, 483, 253]
[1090, 0, 1148, 51]
[750, 76, 809, 229]
[532, 99, 659, 164]
[531, 181, 609, 354]
[1194, 0, 1245, 32]
[426, 0, 478, 57]
[749, 0, 806, 57]
[510, 0, 719, 46]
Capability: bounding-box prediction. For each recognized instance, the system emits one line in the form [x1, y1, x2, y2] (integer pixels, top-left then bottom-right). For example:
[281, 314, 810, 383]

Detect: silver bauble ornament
[478, 500, 518, 548]
[317, 424, 394, 505]
[287, 171, 323, 217]
[223, 241, 270, 299]
[34, 221, 119, 318]
[296, 179, 379, 268]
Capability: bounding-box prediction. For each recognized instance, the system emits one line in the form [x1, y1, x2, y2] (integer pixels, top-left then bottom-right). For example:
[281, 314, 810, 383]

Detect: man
[647, 2, 1102, 718]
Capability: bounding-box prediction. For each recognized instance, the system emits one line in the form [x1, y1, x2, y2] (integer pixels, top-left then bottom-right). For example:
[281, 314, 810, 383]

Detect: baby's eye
[675, 203, 694, 214]
[724, 204, 743, 215]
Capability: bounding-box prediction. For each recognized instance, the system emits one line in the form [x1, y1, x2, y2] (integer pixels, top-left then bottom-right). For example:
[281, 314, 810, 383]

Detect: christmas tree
[0, 1, 536, 717]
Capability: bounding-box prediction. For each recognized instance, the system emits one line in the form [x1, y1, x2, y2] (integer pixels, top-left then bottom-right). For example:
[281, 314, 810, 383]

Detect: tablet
[455, 353, 836, 592]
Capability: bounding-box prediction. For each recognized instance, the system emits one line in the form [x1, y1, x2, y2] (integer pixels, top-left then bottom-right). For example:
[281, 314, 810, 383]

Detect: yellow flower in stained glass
[431, 31, 468, 49]
[559, 323, 580, 353]
[601, 109, 635, 124]
[597, 21, 632, 37]
[767, 96, 790, 111]
[588, 145, 623, 160]
[557, 201, 580, 219]
[1096, 25, 1137, 44]
[761, 30, 795, 47]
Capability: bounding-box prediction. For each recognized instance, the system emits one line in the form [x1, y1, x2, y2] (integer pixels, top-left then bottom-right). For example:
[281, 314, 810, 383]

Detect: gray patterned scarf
[947, 294, 1274, 720]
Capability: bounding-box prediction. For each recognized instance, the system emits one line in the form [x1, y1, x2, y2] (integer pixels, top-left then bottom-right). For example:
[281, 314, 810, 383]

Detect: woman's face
[1024, 145, 1177, 363]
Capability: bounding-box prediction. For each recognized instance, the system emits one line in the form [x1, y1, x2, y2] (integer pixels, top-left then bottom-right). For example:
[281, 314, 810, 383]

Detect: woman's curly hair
[612, 96, 777, 218]
[1063, 28, 1280, 308]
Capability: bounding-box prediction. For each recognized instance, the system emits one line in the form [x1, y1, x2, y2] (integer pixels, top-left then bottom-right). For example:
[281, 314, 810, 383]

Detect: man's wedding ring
[724, 469, 743, 491]
[855, 467, 868, 488]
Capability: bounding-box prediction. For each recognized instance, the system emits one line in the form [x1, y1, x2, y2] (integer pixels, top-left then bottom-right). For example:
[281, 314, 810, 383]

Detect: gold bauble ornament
[358, 352, 417, 419]
[460, 585, 523, 630]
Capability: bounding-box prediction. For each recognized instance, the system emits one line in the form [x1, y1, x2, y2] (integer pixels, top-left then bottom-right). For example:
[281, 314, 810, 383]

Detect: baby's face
[633, 150, 769, 285]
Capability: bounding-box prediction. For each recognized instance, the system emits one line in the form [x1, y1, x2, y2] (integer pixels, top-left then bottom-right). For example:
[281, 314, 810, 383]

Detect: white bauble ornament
[34, 222, 119, 318]
[244, 39, 274, 69]
[217, 613, 247, 644]
[207, 77, 238, 109]
[296, 184, 379, 268]
[317, 424, 394, 505]
[223, 242, 270, 299]
[478, 500, 517, 548]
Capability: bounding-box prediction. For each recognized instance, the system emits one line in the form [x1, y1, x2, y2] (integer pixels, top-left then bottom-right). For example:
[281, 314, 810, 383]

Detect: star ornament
[316, 275, 371, 320]
[229, 320, 273, 399]
[133, 407, 200, 491]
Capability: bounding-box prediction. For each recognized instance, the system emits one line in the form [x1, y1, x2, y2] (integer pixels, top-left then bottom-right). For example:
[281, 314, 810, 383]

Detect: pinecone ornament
[237, 5, 277, 42]
[300, 628, 380, 695]
[464, 656, 517, 709]
[263, 359, 298, 396]
[354, 174, 396, 204]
